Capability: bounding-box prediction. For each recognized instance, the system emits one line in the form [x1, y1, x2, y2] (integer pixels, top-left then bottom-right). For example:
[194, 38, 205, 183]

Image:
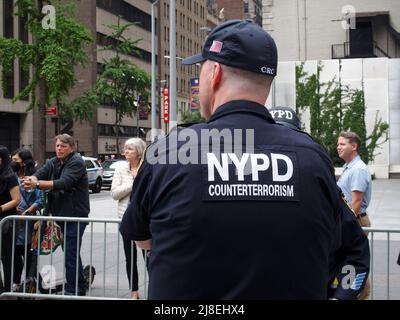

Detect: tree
[180, 110, 206, 125]
[94, 17, 151, 156]
[0, 0, 94, 164]
[296, 63, 389, 166]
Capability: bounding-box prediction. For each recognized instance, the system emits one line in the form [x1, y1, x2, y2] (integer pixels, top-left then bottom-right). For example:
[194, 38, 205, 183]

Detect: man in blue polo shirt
[337, 132, 372, 229]
[121, 19, 341, 300]
[337, 131, 372, 300]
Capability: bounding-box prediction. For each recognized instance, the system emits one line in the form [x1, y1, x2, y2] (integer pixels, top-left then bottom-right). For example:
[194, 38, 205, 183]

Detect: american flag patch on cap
[210, 40, 223, 53]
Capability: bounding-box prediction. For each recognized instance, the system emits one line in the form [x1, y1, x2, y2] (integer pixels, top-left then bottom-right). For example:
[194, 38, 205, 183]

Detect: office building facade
[1, 0, 224, 159]
[262, 0, 400, 61]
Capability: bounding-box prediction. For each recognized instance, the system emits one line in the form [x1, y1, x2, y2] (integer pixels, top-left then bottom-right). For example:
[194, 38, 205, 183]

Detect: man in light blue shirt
[337, 131, 371, 226]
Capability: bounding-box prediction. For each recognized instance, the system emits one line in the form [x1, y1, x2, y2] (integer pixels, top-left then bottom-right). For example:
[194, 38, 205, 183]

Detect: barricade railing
[0, 215, 148, 300]
[2, 216, 399, 300]
[362, 227, 400, 300]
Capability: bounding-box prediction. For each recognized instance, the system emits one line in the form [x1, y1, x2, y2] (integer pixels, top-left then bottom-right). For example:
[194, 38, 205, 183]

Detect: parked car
[82, 156, 103, 193]
[101, 159, 126, 189]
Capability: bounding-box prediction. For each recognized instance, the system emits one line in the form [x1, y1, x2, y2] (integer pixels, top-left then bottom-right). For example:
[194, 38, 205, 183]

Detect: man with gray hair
[23, 134, 90, 296]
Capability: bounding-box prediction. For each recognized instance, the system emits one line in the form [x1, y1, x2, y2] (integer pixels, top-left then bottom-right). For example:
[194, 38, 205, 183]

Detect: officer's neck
[211, 88, 269, 115]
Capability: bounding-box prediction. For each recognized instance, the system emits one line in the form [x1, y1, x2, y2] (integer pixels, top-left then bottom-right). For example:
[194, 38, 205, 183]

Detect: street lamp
[199, 26, 212, 34]
[164, 55, 184, 61]
[164, 56, 201, 74]
[169, 0, 177, 132]
[151, 0, 160, 142]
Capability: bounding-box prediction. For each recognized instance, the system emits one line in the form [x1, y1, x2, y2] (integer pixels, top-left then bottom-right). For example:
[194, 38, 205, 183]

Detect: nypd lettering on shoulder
[203, 150, 299, 201]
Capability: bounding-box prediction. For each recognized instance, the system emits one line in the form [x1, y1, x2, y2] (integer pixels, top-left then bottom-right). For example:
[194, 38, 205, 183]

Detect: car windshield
[101, 160, 116, 169]
[110, 161, 127, 169]
[102, 160, 126, 170]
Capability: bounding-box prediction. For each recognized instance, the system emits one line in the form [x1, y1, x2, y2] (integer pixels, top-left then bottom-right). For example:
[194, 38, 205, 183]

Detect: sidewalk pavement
[368, 179, 400, 230]
[4, 179, 400, 300]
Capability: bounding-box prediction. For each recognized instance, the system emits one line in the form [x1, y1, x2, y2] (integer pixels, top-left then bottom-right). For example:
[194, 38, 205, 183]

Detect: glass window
[19, 66, 29, 101]
[85, 160, 95, 169]
[244, 2, 249, 14]
[96, 33, 153, 63]
[96, 0, 151, 32]
[19, 16, 28, 43]
[4, 62, 15, 99]
[3, 0, 14, 38]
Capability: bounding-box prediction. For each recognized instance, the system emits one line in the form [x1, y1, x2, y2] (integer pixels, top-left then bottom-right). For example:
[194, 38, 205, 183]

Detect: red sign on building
[163, 86, 169, 124]
[46, 105, 58, 116]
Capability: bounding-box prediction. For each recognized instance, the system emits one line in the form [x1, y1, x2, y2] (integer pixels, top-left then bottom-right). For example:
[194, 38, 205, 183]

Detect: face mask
[11, 161, 21, 173]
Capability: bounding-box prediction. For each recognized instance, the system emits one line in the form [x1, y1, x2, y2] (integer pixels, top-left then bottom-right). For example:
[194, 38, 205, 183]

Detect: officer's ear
[211, 62, 223, 89]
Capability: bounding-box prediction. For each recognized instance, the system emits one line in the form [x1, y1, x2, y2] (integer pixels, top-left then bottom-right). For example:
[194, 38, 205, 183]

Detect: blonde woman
[111, 138, 146, 299]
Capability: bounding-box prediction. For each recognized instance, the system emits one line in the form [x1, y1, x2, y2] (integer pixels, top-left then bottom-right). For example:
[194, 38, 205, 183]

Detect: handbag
[22, 187, 62, 255]
[31, 220, 63, 255]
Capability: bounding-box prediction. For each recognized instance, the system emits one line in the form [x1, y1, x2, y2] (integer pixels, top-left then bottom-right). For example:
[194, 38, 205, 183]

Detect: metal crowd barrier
[1, 216, 400, 300]
[363, 227, 400, 300]
[0, 215, 148, 300]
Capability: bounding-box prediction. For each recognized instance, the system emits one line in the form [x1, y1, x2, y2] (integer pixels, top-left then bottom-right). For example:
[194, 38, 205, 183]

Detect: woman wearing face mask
[0, 145, 21, 293]
[10, 149, 43, 289]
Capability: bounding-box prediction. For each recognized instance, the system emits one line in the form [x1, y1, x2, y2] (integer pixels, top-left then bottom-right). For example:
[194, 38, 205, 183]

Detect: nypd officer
[270, 106, 370, 300]
[121, 19, 341, 299]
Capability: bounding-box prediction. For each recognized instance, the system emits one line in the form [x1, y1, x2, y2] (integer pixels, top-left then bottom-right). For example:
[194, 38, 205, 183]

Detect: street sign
[163, 86, 169, 124]
[46, 105, 57, 116]
[138, 100, 149, 120]
[190, 77, 200, 112]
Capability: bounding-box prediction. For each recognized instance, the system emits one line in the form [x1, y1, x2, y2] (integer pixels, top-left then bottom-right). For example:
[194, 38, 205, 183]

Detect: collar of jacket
[55, 151, 76, 166]
[207, 100, 276, 124]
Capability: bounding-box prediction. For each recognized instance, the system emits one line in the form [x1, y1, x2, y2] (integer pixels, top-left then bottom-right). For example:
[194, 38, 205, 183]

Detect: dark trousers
[13, 245, 33, 284]
[61, 222, 87, 294]
[121, 232, 139, 292]
[1, 227, 13, 291]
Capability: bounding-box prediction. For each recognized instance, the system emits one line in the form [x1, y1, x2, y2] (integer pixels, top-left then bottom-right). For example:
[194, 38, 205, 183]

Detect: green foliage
[295, 63, 389, 166]
[96, 60, 151, 123]
[0, 0, 94, 120]
[180, 110, 206, 125]
[61, 90, 99, 121]
[95, 18, 151, 120]
[91, 17, 151, 154]
[366, 112, 389, 162]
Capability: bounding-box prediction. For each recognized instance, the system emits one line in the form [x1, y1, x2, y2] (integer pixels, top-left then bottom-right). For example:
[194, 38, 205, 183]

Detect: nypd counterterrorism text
[204, 151, 299, 202]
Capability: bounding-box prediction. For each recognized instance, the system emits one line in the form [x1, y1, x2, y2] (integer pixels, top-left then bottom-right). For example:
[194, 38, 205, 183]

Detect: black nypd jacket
[328, 187, 370, 300]
[121, 100, 341, 300]
[34, 152, 90, 217]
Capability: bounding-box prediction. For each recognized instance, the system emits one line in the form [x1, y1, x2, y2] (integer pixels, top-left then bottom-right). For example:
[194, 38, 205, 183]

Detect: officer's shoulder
[177, 121, 201, 128]
[287, 128, 333, 164]
[290, 128, 315, 142]
[290, 128, 327, 150]
[176, 121, 210, 133]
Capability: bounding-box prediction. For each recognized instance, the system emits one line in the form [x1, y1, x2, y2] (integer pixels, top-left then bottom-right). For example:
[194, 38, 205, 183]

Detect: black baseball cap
[269, 106, 301, 130]
[182, 19, 278, 77]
